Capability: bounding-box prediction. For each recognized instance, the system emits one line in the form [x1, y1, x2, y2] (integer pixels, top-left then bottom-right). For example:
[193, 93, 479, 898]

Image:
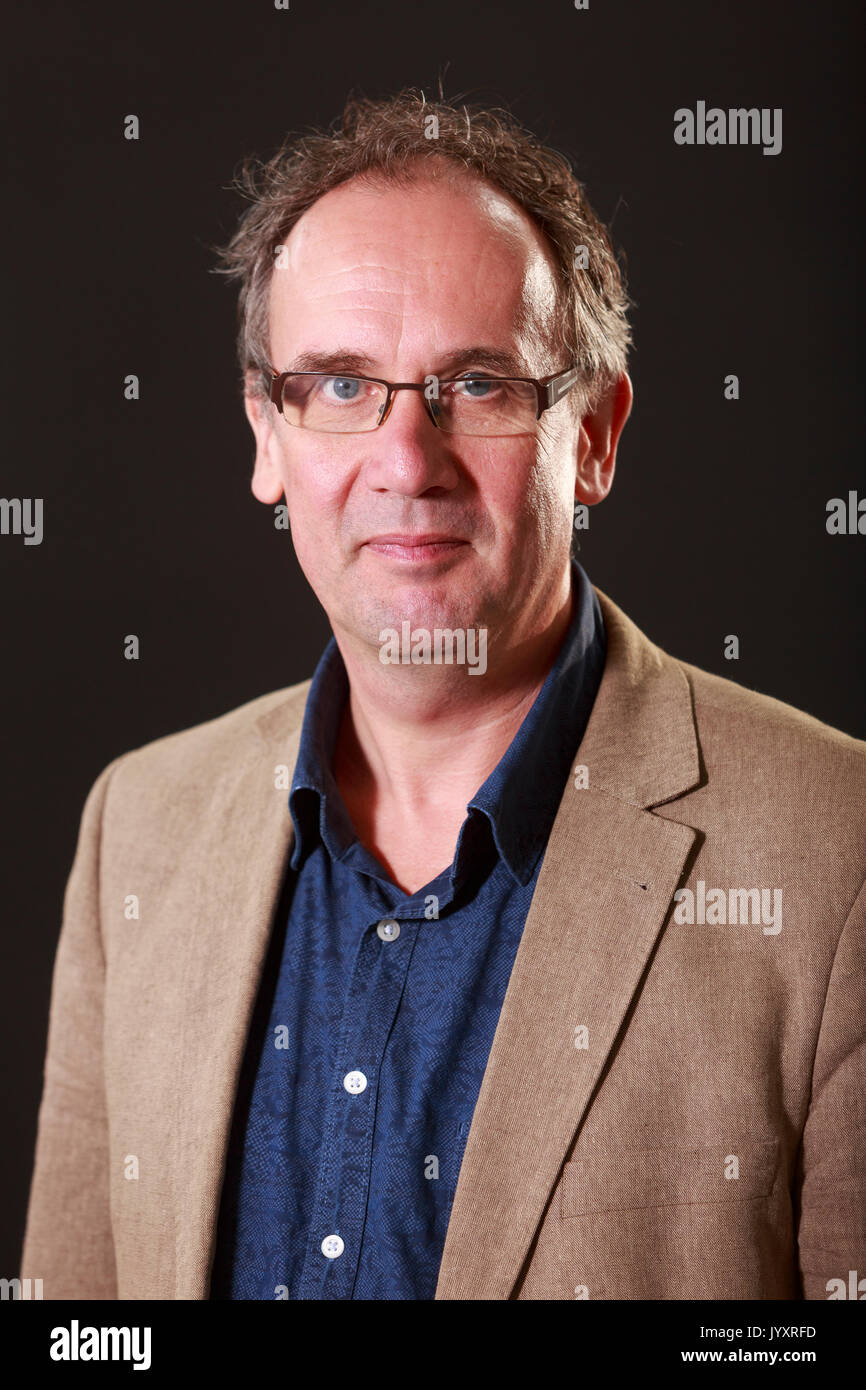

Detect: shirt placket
[296, 907, 420, 1298]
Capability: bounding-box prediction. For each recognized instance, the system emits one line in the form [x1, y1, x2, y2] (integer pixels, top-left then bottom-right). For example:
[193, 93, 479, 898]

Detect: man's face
[248, 169, 584, 657]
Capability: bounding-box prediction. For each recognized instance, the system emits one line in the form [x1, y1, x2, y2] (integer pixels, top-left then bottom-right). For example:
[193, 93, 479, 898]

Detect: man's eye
[322, 376, 363, 402]
[454, 375, 496, 398]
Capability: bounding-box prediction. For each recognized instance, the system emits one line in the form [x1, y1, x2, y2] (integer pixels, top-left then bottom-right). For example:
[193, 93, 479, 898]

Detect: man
[22, 91, 865, 1301]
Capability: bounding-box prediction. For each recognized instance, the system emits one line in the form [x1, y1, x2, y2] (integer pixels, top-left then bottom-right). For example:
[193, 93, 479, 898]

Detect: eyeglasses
[263, 363, 581, 436]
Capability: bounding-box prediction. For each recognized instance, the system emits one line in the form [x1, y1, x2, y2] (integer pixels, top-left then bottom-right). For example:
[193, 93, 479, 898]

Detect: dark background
[3, 0, 864, 1275]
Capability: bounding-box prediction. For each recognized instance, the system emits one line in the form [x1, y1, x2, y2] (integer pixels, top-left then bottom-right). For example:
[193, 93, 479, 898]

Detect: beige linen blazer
[21, 588, 866, 1300]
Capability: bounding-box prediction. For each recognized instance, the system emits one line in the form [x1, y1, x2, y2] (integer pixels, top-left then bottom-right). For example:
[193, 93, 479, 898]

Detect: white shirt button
[343, 1070, 368, 1094]
[321, 1234, 344, 1259]
[377, 918, 400, 941]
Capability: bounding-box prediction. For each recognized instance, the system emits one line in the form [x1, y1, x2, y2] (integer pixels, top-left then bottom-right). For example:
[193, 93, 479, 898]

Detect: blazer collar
[578, 587, 701, 808]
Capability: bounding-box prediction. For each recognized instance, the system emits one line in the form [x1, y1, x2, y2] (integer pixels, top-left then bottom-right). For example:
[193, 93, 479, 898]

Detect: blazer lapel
[171, 689, 308, 1298]
[435, 589, 702, 1299]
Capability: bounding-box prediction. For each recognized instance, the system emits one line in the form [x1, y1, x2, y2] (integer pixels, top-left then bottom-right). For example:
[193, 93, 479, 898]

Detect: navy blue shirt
[211, 561, 606, 1300]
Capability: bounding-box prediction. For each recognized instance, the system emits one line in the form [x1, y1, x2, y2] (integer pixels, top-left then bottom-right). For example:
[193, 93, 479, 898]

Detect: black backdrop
[3, 0, 864, 1276]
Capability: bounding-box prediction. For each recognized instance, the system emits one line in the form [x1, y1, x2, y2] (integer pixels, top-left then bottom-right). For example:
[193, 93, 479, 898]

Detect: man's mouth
[363, 534, 468, 562]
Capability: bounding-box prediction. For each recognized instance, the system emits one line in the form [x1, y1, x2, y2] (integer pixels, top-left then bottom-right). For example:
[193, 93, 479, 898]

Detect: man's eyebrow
[438, 347, 529, 377]
[287, 350, 377, 374]
[282, 347, 530, 377]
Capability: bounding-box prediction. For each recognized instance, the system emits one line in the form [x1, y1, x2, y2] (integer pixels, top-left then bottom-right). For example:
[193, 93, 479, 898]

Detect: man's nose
[365, 387, 459, 495]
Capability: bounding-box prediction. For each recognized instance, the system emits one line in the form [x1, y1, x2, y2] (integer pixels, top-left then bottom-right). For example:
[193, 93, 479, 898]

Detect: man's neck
[332, 577, 575, 828]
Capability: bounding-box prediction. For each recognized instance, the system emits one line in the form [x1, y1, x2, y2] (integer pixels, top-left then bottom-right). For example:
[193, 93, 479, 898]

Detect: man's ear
[244, 370, 285, 505]
[575, 371, 633, 506]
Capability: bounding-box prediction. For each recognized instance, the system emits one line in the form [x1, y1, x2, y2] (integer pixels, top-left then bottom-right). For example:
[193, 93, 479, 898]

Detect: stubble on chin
[341, 574, 499, 655]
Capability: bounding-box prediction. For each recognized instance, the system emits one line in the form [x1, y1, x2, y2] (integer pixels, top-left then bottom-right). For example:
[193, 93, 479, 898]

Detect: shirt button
[343, 1070, 368, 1094]
[321, 1234, 344, 1259]
[377, 918, 400, 941]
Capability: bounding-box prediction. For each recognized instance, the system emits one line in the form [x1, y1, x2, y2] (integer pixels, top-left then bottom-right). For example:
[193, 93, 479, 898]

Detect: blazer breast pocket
[560, 1138, 780, 1218]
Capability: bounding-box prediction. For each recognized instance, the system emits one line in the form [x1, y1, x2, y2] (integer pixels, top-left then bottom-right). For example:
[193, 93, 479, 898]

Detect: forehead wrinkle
[271, 274, 409, 348]
[290, 250, 528, 324]
[275, 255, 430, 328]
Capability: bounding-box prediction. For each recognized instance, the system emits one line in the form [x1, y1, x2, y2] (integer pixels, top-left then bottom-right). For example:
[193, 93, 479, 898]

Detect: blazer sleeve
[20, 756, 124, 1299]
[796, 876, 866, 1299]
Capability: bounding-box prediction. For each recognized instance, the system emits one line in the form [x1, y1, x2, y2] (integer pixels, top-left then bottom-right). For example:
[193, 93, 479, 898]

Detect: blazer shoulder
[676, 659, 866, 854]
[594, 588, 865, 809]
[661, 658, 866, 947]
[680, 659, 865, 760]
[105, 678, 312, 793]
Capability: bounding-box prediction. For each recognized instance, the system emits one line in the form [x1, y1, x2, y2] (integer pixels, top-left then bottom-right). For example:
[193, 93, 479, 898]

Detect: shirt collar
[457, 559, 606, 885]
[288, 638, 355, 869]
[288, 559, 606, 886]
